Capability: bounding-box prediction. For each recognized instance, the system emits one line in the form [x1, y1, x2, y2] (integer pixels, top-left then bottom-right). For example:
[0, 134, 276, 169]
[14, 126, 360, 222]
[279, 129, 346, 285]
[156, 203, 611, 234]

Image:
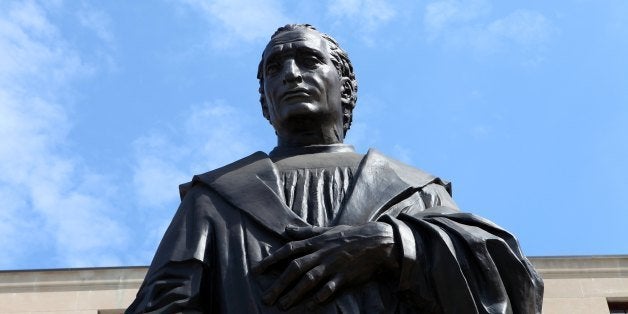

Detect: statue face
[261, 29, 345, 141]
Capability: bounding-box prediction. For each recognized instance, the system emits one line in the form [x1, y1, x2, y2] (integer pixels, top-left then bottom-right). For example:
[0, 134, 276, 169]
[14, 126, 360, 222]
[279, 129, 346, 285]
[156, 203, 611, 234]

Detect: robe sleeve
[125, 185, 215, 314]
[381, 183, 543, 314]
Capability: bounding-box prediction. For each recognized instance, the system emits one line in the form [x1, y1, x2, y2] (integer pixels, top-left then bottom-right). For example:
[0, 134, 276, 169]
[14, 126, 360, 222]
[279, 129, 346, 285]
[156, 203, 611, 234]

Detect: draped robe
[126, 148, 543, 313]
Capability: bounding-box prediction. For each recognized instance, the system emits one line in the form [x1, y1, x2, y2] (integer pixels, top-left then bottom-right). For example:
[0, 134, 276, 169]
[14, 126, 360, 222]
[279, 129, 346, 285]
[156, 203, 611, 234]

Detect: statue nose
[283, 59, 303, 84]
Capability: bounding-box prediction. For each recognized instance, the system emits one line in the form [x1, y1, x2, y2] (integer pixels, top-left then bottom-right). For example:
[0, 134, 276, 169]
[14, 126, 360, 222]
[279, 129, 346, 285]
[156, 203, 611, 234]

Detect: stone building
[1, 255, 627, 314]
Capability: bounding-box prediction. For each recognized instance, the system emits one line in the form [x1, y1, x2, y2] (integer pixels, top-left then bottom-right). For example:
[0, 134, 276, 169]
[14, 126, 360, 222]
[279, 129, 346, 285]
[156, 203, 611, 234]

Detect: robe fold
[126, 148, 543, 314]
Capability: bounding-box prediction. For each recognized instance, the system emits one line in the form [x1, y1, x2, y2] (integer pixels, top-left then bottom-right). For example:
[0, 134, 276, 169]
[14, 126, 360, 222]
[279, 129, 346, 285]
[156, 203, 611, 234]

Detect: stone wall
[1, 256, 627, 313]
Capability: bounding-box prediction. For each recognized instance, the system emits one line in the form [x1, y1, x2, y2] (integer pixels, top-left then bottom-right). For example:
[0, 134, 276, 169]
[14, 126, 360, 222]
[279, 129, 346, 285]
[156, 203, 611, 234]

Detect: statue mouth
[281, 89, 310, 102]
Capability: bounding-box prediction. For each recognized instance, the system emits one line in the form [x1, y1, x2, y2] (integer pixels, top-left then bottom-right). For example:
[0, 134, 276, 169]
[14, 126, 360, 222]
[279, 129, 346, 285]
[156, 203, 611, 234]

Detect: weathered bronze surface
[127, 24, 543, 314]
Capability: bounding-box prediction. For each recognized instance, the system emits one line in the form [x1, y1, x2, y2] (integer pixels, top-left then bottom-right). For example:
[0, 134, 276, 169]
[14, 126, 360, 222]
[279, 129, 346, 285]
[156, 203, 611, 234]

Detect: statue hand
[253, 222, 399, 310]
[285, 225, 332, 239]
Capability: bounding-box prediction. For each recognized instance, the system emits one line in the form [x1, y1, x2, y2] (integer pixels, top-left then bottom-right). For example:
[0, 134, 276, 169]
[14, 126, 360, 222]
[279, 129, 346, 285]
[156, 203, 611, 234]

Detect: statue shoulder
[366, 148, 452, 195]
[178, 151, 270, 199]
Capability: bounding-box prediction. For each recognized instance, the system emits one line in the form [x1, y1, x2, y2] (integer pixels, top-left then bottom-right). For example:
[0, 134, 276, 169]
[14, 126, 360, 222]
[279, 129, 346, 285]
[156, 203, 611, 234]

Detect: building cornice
[2, 255, 628, 292]
[530, 255, 628, 279]
[0, 266, 147, 293]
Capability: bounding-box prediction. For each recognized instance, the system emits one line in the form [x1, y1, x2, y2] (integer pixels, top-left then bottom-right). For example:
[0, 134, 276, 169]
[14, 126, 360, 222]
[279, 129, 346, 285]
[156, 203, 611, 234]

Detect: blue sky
[1, 0, 627, 270]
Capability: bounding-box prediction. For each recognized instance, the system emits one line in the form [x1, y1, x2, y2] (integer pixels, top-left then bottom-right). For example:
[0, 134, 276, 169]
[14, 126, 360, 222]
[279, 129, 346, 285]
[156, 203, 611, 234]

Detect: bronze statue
[127, 24, 543, 313]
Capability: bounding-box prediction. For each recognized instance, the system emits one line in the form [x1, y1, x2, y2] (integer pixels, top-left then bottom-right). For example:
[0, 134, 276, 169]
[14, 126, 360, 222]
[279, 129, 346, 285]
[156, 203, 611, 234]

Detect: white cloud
[0, 185, 38, 265]
[0, 1, 129, 268]
[344, 94, 385, 151]
[77, 4, 114, 46]
[487, 10, 553, 47]
[470, 124, 491, 139]
[327, 0, 396, 30]
[423, 0, 555, 57]
[424, 0, 490, 37]
[132, 102, 266, 202]
[6, 1, 55, 37]
[132, 140, 188, 209]
[176, 0, 397, 47]
[1, 1, 276, 268]
[393, 144, 413, 164]
[131, 101, 272, 247]
[179, 0, 290, 45]
[0, 4, 87, 89]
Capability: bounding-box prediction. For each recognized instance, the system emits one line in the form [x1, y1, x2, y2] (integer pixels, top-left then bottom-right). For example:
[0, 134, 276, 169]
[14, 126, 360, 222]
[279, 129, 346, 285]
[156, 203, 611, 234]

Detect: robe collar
[183, 149, 439, 239]
[269, 144, 356, 159]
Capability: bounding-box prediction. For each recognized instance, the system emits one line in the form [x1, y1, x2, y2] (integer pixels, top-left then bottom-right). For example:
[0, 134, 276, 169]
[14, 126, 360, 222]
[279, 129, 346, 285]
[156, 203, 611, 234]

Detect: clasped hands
[253, 222, 399, 310]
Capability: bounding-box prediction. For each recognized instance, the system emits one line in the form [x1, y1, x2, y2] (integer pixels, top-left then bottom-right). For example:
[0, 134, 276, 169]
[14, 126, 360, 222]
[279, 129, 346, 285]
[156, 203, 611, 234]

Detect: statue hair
[257, 24, 358, 136]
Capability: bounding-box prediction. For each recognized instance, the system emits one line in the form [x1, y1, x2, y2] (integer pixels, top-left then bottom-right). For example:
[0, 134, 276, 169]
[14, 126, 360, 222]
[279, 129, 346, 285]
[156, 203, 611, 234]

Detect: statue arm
[126, 186, 215, 314]
[380, 183, 544, 313]
[126, 260, 209, 314]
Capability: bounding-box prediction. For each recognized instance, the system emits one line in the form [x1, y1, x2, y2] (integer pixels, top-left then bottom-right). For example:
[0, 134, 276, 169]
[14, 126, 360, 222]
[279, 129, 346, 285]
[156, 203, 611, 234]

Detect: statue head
[257, 24, 358, 146]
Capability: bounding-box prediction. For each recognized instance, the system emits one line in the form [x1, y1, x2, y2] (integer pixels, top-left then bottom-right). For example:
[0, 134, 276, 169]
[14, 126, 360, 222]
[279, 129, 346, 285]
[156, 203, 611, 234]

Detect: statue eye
[301, 55, 320, 68]
[265, 62, 280, 75]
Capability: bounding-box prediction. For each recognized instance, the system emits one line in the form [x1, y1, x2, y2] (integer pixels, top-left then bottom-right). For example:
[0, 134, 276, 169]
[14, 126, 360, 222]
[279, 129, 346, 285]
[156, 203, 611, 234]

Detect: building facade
[1, 256, 627, 314]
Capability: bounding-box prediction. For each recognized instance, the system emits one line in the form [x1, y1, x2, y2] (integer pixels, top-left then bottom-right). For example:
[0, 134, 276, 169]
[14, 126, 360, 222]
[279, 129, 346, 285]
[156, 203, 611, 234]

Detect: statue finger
[254, 240, 308, 274]
[314, 275, 343, 304]
[262, 254, 319, 306]
[277, 264, 327, 310]
[285, 225, 332, 239]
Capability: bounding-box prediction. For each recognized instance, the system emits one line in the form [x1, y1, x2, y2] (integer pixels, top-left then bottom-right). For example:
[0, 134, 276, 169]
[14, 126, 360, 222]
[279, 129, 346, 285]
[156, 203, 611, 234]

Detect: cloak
[127, 149, 543, 313]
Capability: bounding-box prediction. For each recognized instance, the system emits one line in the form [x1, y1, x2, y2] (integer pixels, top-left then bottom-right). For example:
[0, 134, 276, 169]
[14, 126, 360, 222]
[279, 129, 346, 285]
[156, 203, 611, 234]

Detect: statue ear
[261, 100, 270, 121]
[340, 77, 353, 106]
[259, 86, 271, 122]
